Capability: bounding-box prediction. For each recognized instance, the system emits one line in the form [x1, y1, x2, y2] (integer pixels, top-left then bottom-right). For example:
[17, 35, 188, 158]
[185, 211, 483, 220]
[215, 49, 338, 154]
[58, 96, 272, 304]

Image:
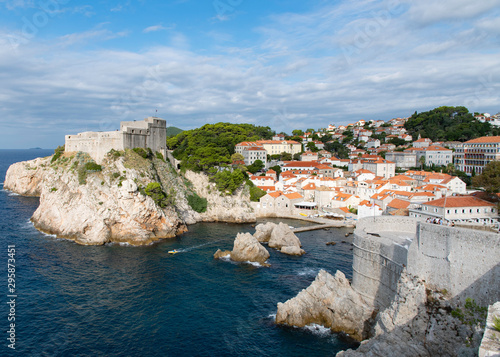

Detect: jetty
[292, 220, 355, 233]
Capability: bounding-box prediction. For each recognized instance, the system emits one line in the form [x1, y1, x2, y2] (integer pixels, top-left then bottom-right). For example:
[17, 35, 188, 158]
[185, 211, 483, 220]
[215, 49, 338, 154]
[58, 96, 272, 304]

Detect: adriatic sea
[0, 149, 357, 356]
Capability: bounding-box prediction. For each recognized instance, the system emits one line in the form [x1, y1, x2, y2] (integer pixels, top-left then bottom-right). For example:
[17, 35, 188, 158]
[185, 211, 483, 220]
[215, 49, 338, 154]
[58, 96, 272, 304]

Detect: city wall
[408, 223, 500, 306]
[352, 216, 416, 309]
[353, 216, 500, 309]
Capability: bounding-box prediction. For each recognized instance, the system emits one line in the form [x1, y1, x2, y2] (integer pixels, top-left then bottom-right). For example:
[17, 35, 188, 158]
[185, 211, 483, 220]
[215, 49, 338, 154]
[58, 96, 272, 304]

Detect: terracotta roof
[302, 183, 316, 190]
[236, 141, 263, 147]
[424, 196, 495, 208]
[333, 193, 353, 201]
[284, 192, 303, 200]
[339, 207, 350, 213]
[267, 191, 283, 198]
[424, 145, 451, 151]
[266, 169, 276, 173]
[465, 136, 500, 144]
[257, 140, 301, 144]
[388, 199, 410, 209]
[243, 146, 266, 151]
[258, 186, 276, 192]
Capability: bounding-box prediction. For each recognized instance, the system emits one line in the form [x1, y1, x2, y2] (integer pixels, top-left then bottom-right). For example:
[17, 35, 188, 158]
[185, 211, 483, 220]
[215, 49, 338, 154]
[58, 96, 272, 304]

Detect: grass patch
[493, 315, 500, 332]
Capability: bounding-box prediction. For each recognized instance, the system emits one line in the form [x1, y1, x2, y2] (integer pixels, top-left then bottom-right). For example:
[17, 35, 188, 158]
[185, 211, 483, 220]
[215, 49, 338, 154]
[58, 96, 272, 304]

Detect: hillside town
[236, 113, 500, 230]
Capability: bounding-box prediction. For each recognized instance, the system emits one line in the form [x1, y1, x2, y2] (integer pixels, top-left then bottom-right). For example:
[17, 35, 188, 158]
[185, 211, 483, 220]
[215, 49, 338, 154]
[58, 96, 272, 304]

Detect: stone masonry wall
[352, 217, 417, 309]
[353, 217, 500, 310]
[408, 222, 500, 306]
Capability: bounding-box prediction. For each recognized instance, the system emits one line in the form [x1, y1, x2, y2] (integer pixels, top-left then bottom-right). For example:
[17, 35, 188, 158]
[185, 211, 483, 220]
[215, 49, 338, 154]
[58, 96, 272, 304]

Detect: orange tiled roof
[465, 136, 500, 144]
[267, 191, 283, 198]
[424, 196, 495, 208]
[284, 192, 303, 200]
[388, 199, 410, 209]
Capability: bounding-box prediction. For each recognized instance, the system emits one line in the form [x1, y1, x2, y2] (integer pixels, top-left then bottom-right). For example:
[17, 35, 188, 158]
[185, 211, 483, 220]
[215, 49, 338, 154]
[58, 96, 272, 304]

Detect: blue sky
[0, 0, 499, 148]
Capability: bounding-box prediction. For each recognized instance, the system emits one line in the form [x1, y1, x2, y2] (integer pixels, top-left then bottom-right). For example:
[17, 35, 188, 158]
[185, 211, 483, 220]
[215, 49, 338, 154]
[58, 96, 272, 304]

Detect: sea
[0, 149, 357, 356]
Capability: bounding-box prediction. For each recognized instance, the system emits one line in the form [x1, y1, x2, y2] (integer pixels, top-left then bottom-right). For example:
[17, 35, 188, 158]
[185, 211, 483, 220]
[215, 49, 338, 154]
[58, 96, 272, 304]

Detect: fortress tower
[65, 117, 167, 164]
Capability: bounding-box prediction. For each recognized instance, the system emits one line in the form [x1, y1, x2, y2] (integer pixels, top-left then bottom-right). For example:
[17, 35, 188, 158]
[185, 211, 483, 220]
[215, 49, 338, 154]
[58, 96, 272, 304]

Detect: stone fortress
[65, 117, 167, 164]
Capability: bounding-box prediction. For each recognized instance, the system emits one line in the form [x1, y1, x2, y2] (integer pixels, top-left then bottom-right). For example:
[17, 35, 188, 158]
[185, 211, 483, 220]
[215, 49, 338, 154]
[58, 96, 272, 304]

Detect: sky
[0, 0, 499, 148]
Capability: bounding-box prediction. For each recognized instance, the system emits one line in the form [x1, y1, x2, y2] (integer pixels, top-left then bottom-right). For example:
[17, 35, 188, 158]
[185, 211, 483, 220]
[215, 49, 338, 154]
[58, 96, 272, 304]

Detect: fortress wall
[352, 235, 408, 309]
[353, 217, 500, 309]
[123, 130, 148, 151]
[352, 217, 417, 309]
[65, 131, 124, 164]
[408, 223, 500, 305]
[65, 117, 168, 163]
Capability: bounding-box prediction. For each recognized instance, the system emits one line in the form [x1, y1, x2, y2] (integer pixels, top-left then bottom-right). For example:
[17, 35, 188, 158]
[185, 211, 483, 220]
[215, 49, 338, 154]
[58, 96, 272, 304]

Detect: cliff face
[337, 272, 484, 357]
[4, 150, 255, 245]
[183, 170, 256, 223]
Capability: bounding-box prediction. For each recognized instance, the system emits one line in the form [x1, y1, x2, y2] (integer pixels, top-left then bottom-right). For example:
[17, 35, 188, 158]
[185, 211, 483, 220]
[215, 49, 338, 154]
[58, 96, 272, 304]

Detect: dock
[292, 221, 355, 233]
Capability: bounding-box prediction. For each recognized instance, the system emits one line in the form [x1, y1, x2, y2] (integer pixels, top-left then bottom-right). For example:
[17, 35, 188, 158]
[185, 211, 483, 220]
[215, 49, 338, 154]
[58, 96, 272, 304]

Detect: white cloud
[404, 0, 500, 24]
[143, 24, 173, 33]
[0, 1, 499, 148]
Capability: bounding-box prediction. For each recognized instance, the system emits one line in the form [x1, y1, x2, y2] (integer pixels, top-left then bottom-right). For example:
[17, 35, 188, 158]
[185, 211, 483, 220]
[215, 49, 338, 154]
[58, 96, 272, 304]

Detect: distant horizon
[1, 1, 499, 149]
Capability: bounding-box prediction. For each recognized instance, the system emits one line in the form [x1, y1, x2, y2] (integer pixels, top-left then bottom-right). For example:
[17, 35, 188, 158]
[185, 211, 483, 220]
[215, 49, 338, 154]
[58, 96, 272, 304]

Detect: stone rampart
[408, 223, 500, 305]
[353, 216, 500, 309]
[353, 217, 417, 309]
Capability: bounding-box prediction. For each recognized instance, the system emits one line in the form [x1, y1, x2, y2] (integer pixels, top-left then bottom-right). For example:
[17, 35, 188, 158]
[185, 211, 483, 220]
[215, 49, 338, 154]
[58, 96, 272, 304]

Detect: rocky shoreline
[4, 150, 256, 245]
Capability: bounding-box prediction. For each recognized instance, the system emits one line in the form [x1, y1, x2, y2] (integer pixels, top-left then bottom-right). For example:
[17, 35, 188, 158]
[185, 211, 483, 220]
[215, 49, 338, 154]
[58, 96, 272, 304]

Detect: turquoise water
[0, 150, 357, 356]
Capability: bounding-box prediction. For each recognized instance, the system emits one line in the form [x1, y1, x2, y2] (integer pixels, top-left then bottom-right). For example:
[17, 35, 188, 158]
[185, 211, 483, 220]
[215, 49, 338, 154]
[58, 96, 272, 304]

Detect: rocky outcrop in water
[337, 272, 484, 357]
[253, 222, 276, 243]
[268, 222, 305, 256]
[276, 270, 374, 341]
[230, 232, 270, 266]
[4, 150, 255, 245]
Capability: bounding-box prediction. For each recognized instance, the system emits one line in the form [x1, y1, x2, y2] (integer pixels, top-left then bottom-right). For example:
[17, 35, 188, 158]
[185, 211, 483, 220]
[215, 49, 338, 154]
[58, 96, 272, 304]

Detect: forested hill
[167, 123, 274, 172]
[404, 106, 499, 142]
[166, 126, 183, 137]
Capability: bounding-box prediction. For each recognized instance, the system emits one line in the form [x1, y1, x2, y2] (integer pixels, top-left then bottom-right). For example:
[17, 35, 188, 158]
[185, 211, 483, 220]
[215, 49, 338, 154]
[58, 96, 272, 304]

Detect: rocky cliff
[183, 170, 256, 224]
[337, 271, 484, 357]
[4, 149, 255, 245]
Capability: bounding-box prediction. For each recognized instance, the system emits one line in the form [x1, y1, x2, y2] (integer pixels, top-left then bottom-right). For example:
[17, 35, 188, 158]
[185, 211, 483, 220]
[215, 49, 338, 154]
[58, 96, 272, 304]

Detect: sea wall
[352, 216, 417, 309]
[408, 222, 500, 306]
[353, 217, 500, 308]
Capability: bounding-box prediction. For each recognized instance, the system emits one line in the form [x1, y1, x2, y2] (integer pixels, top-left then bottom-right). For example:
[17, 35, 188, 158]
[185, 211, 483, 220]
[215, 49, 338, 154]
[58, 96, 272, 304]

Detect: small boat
[300, 213, 308, 217]
[168, 249, 179, 254]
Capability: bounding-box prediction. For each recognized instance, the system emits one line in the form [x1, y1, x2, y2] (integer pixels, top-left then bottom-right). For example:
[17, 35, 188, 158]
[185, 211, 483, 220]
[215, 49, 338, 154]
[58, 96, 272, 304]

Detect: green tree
[404, 106, 499, 142]
[247, 159, 265, 174]
[249, 186, 267, 202]
[269, 165, 282, 178]
[292, 129, 304, 136]
[280, 152, 292, 161]
[306, 142, 319, 152]
[231, 153, 245, 162]
[168, 123, 274, 172]
[419, 156, 426, 170]
[212, 169, 245, 194]
[472, 161, 500, 195]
